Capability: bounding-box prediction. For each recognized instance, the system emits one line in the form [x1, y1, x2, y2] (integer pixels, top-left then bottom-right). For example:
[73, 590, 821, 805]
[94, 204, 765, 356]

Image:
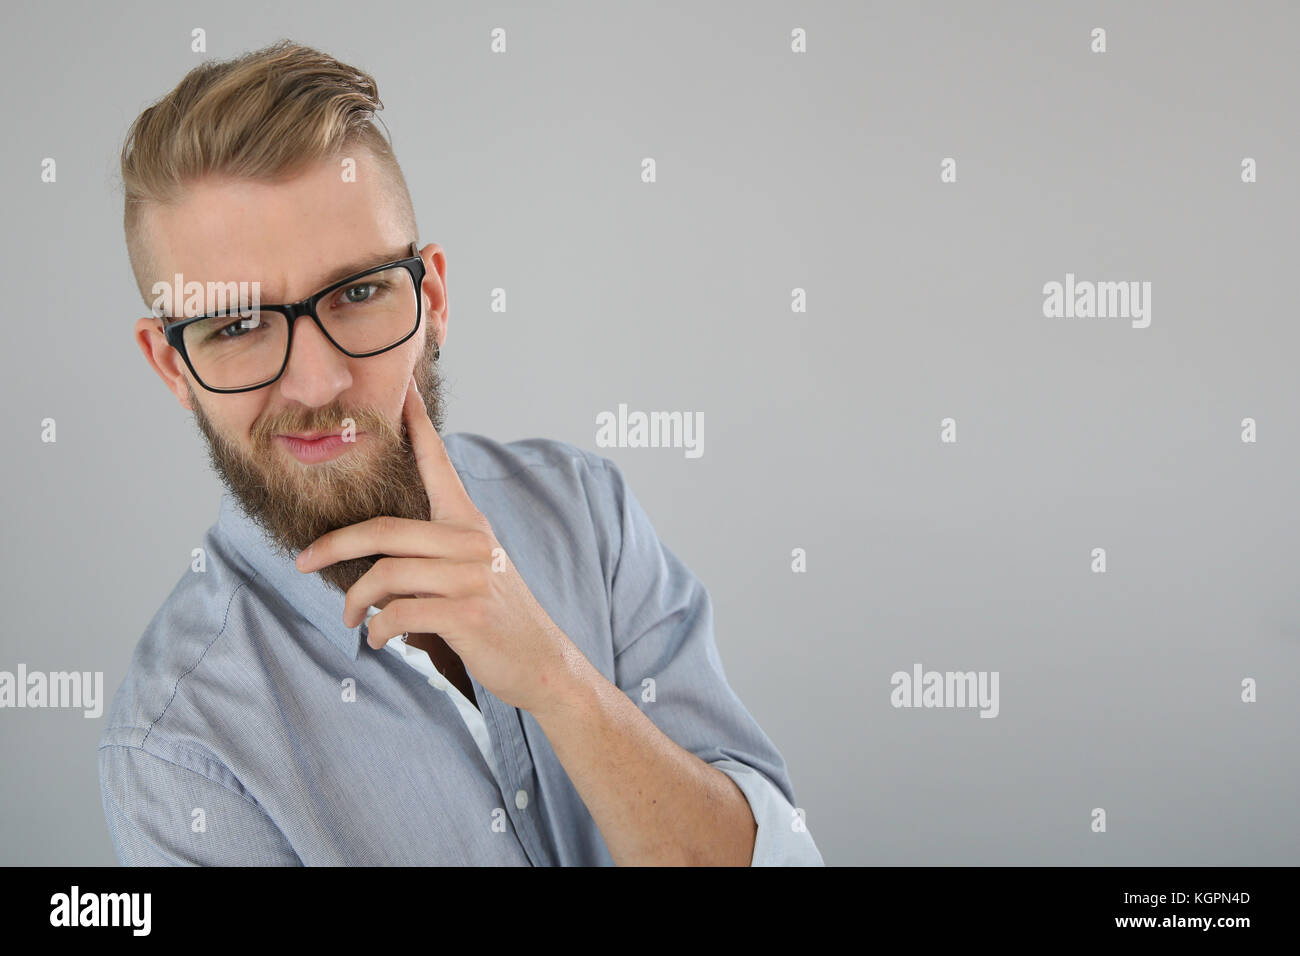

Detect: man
[100, 39, 823, 866]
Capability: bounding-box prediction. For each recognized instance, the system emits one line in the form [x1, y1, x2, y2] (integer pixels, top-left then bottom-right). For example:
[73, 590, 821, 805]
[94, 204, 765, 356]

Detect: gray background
[1, 0, 1296, 865]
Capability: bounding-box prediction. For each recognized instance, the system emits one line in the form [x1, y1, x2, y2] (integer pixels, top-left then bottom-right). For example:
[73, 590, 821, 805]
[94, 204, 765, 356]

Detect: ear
[417, 242, 448, 352]
[134, 316, 195, 411]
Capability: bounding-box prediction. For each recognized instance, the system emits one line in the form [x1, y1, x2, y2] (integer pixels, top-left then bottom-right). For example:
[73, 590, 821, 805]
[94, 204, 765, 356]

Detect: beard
[190, 335, 447, 596]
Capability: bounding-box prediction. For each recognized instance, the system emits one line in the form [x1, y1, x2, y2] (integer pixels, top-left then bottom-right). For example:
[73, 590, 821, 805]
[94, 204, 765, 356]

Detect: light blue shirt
[98, 433, 824, 865]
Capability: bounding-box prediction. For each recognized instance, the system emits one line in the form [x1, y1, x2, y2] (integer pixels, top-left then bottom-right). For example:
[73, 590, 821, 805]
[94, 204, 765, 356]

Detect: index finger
[404, 374, 476, 522]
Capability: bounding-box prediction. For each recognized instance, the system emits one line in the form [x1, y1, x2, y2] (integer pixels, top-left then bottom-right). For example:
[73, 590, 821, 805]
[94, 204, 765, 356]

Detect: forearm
[531, 649, 757, 866]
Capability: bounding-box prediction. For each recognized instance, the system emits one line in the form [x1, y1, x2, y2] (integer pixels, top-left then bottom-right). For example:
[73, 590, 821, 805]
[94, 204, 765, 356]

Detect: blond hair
[121, 40, 416, 302]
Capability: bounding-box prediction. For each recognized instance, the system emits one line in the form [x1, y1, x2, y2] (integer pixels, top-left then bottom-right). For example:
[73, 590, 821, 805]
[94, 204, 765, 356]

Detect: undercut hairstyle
[120, 39, 417, 303]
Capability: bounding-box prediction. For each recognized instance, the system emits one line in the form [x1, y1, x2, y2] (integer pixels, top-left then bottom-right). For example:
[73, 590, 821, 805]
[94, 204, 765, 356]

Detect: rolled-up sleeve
[99, 743, 300, 866]
[596, 456, 824, 866]
[709, 759, 823, 866]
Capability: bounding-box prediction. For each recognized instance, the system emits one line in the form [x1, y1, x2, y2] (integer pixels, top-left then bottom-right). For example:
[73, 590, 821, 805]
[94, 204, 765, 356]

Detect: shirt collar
[215, 492, 365, 661]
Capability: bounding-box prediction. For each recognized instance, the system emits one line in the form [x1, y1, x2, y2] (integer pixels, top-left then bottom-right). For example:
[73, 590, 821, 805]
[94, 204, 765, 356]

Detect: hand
[295, 374, 582, 716]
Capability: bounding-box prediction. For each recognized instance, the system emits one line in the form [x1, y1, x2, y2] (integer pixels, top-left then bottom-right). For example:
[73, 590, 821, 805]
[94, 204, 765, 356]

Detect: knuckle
[387, 600, 405, 633]
[470, 529, 494, 561]
[467, 562, 491, 592]
[463, 596, 488, 628]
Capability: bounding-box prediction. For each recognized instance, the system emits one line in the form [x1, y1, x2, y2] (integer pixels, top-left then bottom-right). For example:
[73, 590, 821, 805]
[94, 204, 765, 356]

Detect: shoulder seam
[140, 574, 258, 750]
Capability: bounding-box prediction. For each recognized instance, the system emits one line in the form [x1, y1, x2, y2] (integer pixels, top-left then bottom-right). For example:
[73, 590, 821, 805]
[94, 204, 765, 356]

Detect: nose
[275, 313, 353, 407]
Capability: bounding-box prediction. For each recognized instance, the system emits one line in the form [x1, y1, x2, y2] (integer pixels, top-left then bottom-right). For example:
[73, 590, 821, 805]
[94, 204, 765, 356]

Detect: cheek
[377, 335, 425, 414]
[214, 397, 269, 444]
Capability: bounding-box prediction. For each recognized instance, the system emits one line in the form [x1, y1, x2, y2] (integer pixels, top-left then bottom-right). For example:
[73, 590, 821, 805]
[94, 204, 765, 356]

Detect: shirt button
[515, 789, 528, 810]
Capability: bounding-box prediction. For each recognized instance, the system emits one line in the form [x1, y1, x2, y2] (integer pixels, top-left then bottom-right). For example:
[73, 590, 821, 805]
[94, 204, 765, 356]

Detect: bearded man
[100, 40, 823, 867]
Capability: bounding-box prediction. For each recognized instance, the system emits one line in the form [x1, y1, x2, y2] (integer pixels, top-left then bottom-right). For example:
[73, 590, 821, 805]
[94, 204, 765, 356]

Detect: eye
[334, 277, 397, 308]
[338, 281, 385, 305]
[212, 315, 263, 340]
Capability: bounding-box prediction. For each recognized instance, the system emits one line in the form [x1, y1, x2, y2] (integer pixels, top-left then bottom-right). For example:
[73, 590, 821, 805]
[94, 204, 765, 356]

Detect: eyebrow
[267, 246, 410, 304]
[159, 246, 413, 322]
[306, 247, 408, 295]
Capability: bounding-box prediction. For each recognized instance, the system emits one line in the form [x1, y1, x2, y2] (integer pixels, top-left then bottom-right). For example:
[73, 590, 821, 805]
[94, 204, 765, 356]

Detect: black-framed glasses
[160, 242, 426, 393]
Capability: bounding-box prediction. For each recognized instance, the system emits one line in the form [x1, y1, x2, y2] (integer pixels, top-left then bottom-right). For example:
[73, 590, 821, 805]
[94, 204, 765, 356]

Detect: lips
[274, 430, 362, 464]
[280, 431, 342, 441]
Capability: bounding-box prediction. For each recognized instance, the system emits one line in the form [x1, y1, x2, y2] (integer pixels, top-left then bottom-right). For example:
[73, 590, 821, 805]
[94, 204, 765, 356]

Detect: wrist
[531, 627, 599, 722]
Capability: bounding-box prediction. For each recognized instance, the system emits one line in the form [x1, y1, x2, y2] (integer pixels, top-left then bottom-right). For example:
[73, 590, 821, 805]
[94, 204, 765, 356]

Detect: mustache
[249, 405, 404, 449]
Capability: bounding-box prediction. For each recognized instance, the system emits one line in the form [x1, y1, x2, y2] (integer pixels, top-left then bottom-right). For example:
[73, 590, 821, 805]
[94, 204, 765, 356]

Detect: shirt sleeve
[99, 744, 301, 866]
[596, 456, 825, 867]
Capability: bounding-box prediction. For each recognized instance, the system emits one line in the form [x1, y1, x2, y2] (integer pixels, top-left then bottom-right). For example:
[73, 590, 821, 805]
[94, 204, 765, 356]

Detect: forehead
[143, 151, 407, 301]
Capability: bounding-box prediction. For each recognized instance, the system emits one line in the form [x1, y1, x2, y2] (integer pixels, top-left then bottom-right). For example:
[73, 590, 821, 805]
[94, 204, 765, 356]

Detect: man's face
[134, 151, 449, 595]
